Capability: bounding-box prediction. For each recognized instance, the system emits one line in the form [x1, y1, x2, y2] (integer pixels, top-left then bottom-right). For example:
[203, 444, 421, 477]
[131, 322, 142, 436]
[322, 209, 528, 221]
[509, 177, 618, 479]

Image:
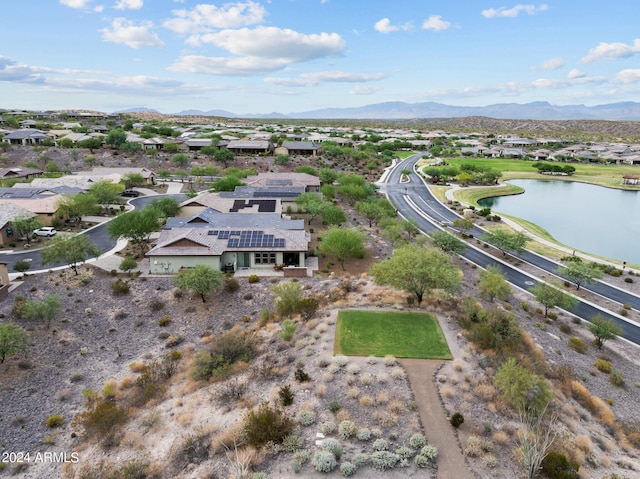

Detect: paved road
[384, 154, 640, 346]
[0, 194, 185, 273]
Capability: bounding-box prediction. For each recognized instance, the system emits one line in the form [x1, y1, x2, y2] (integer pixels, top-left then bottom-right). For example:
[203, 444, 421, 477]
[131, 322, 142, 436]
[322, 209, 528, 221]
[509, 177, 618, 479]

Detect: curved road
[0, 194, 185, 273]
[384, 154, 640, 345]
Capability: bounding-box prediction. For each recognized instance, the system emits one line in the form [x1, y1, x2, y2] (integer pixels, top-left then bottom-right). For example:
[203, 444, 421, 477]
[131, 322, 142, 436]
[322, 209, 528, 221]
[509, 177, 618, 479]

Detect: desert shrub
[297, 297, 319, 320]
[624, 277, 634, 283]
[46, 414, 64, 428]
[224, 278, 240, 293]
[189, 330, 257, 381]
[356, 428, 371, 441]
[467, 307, 522, 352]
[610, 370, 625, 387]
[282, 433, 303, 453]
[149, 299, 165, 311]
[321, 438, 343, 459]
[328, 400, 342, 413]
[73, 397, 129, 444]
[312, 450, 338, 472]
[243, 403, 294, 448]
[171, 430, 211, 470]
[280, 319, 297, 342]
[294, 366, 310, 382]
[249, 473, 268, 479]
[558, 323, 572, 334]
[464, 436, 482, 457]
[321, 421, 336, 435]
[482, 454, 498, 468]
[594, 359, 612, 373]
[297, 409, 316, 427]
[111, 278, 130, 296]
[371, 451, 400, 471]
[420, 445, 438, 460]
[340, 461, 357, 477]
[292, 449, 312, 465]
[409, 433, 427, 449]
[540, 450, 579, 479]
[383, 355, 397, 366]
[248, 274, 260, 283]
[339, 420, 357, 439]
[450, 412, 465, 428]
[158, 316, 170, 327]
[395, 446, 415, 459]
[414, 454, 431, 468]
[352, 453, 370, 467]
[373, 438, 389, 451]
[568, 336, 587, 354]
[278, 385, 295, 407]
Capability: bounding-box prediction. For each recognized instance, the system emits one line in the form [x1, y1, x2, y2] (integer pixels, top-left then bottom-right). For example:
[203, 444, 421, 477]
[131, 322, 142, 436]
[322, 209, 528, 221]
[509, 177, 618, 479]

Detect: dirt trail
[401, 358, 476, 479]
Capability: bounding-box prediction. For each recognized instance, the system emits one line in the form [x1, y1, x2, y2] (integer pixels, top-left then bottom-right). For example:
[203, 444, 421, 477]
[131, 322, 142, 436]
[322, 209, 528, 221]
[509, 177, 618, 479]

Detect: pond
[478, 179, 640, 264]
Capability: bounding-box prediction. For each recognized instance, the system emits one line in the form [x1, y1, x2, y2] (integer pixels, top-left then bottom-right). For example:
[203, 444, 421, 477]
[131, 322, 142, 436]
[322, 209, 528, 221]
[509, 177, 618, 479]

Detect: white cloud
[60, 0, 92, 8]
[114, 0, 143, 10]
[422, 15, 451, 31]
[374, 18, 411, 34]
[264, 71, 387, 87]
[163, 1, 266, 34]
[581, 39, 640, 63]
[538, 58, 564, 70]
[194, 27, 345, 62]
[100, 18, 165, 49]
[169, 55, 288, 76]
[567, 69, 586, 79]
[94, 5, 104, 12]
[350, 85, 382, 95]
[481, 4, 548, 18]
[615, 69, 640, 84]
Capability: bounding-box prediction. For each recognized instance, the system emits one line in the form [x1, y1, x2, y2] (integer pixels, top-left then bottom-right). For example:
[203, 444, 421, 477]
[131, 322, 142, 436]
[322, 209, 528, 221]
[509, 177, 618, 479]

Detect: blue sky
[1, 1, 640, 114]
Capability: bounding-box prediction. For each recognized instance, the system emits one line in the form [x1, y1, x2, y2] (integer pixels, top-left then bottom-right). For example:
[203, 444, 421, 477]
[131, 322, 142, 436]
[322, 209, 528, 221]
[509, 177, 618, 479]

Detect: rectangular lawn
[334, 310, 452, 359]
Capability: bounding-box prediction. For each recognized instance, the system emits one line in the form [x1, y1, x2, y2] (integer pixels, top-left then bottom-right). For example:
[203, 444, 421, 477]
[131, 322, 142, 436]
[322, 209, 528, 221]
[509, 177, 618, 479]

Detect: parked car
[121, 189, 140, 197]
[33, 227, 57, 237]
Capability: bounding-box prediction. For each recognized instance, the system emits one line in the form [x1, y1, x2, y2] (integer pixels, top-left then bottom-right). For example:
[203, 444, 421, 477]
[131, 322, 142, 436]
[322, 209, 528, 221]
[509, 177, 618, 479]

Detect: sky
[1, 1, 640, 115]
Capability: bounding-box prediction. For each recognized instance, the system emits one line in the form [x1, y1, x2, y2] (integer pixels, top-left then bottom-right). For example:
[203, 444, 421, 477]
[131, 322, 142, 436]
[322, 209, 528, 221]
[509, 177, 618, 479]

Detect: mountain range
[117, 101, 640, 121]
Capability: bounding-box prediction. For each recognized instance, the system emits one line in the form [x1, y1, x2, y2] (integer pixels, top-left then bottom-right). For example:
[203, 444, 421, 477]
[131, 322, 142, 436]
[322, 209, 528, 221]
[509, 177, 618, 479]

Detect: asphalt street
[384, 154, 640, 345]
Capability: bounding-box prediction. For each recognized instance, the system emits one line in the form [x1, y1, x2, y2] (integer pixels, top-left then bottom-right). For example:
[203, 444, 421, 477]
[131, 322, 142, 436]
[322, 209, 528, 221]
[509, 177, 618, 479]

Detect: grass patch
[334, 310, 451, 359]
[453, 184, 524, 206]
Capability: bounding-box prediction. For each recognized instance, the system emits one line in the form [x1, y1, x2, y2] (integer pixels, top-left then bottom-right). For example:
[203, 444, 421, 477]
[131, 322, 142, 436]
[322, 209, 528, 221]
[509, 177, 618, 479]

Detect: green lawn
[334, 310, 452, 359]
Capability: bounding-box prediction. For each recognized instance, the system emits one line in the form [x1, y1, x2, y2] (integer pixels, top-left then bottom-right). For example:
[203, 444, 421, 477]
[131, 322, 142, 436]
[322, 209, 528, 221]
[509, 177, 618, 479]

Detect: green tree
[11, 214, 43, 242]
[318, 167, 339, 185]
[56, 194, 101, 222]
[211, 175, 243, 192]
[163, 143, 179, 153]
[587, 315, 623, 349]
[321, 204, 347, 226]
[78, 137, 103, 152]
[213, 149, 234, 165]
[124, 172, 144, 187]
[174, 264, 225, 302]
[494, 358, 553, 416]
[119, 141, 141, 152]
[429, 230, 466, 255]
[370, 244, 461, 305]
[105, 129, 127, 148]
[119, 255, 138, 275]
[89, 181, 124, 213]
[452, 217, 474, 235]
[482, 229, 529, 256]
[0, 323, 29, 363]
[274, 154, 290, 165]
[356, 201, 386, 228]
[22, 294, 62, 329]
[149, 197, 181, 218]
[171, 153, 189, 167]
[530, 281, 577, 317]
[107, 207, 161, 256]
[478, 265, 512, 302]
[41, 234, 101, 275]
[295, 193, 326, 225]
[318, 227, 366, 271]
[556, 262, 603, 291]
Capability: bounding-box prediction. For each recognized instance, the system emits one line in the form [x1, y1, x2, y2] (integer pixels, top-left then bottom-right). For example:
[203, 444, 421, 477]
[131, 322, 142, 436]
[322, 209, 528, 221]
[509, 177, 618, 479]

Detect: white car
[33, 227, 57, 237]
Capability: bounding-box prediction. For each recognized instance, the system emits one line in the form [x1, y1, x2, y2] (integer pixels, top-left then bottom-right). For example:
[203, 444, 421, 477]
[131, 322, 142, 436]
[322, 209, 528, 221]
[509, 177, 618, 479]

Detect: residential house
[165, 209, 305, 231]
[75, 167, 157, 185]
[2, 129, 48, 145]
[242, 172, 321, 192]
[0, 262, 9, 299]
[0, 203, 35, 246]
[185, 138, 212, 151]
[147, 226, 310, 274]
[226, 140, 274, 155]
[0, 167, 42, 181]
[0, 195, 62, 227]
[179, 193, 283, 217]
[275, 141, 322, 157]
[142, 137, 165, 150]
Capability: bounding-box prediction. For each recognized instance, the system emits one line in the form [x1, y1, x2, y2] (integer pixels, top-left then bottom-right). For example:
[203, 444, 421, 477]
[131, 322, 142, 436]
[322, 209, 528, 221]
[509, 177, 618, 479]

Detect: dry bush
[321, 372, 334, 383]
[359, 395, 374, 408]
[176, 411, 194, 427]
[574, 435, 593, 453]
[210, 423, 244, 455]
[376, 391, 389, 405]
[119, 376, 136, 390]
[346, 387, 361, 399]
[473, 383, 496, 401]
[120, 431, 144, 449]
[388, 399, 403, 415]
[375, 372, 389, 384]
[390, 367, 406, 380]
[441, 385, 456, 398]
[359, 372, 374, 386]
[315, 383, 328, 398]
[373, 410, 398, 428]
[492, 430, 510, 446]
[129, 361, 145, 373]
[336, 409, 351, 422]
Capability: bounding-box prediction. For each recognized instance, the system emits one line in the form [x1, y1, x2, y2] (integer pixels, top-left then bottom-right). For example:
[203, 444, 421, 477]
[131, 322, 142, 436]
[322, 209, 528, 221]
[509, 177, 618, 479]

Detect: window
[255, 252, 276, 264]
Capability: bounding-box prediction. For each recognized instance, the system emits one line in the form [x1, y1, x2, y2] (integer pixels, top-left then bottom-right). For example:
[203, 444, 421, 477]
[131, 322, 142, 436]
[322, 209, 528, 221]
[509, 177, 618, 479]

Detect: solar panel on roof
[207, 230, 215, 235]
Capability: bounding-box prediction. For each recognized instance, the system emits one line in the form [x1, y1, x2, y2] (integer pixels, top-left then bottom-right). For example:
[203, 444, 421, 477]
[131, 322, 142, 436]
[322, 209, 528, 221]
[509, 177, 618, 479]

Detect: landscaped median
[334, 309, 452, 359]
